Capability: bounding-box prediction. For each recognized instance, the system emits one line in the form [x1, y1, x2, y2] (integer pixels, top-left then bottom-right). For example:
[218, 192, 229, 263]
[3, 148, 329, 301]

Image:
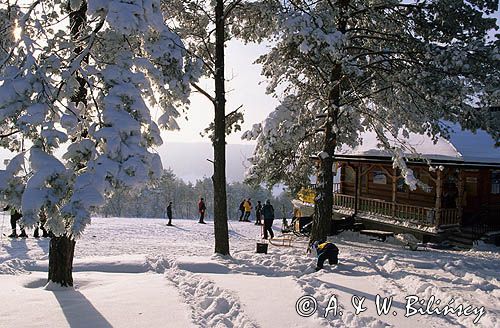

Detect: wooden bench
[360, 229, 394, 242]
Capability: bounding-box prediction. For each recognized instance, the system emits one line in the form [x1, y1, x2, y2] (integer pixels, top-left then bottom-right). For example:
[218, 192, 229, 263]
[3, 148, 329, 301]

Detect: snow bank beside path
[0, 272, 194, 328]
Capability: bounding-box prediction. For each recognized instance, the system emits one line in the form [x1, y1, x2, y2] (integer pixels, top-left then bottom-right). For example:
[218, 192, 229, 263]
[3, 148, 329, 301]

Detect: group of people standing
[166, 197, 275, 239]
[239, 198, 275, 239]
[3, 207, 50, 238]
[238, 198, 253, 222]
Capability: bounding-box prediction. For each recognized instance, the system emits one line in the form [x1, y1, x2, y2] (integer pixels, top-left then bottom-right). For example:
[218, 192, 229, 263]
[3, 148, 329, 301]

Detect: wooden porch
[332, 193, 460, 228]
[330, 160, 468, 231]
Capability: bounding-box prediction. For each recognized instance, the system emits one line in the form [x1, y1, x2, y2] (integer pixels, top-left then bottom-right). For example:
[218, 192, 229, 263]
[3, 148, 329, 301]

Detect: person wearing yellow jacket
[312, 241, 339, 271]
[242, 198, 252, 222]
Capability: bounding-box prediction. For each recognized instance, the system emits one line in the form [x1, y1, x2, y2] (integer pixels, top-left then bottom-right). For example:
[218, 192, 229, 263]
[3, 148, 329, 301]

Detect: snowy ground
[0, 215, 499, 328]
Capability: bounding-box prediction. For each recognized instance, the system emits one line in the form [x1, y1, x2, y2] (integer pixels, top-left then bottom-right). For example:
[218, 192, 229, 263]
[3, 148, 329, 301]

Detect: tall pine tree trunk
[310, 0, 349, 244]
[311, 118, 336, 242]
[48, 235, 76, 287]
[212, 0, 230, 255]
[47, 1, 87, 286]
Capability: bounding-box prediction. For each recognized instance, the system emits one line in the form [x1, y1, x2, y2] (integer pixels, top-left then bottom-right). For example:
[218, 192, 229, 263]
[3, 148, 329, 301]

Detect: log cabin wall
[340, 163, 437, 208]
[339, 162, 499, 228]
[463, 168, 500, 226]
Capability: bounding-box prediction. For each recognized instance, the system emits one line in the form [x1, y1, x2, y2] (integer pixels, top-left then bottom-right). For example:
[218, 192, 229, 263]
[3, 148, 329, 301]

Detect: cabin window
[345, 167, 355, 183]
[492, 170, 500, 194]
[397, 177, 406, 192]
[373, 171, 387, 185]
[446, 171, 458, 184]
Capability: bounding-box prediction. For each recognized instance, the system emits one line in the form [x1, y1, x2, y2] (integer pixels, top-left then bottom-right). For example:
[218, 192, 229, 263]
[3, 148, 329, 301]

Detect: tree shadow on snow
[328, 258, 380, 277]
[2, 238, 30, 260]
[172, 225, 190, 232]
[35, 238, 50, 257]
[223, 255, 378, 279]
[228, 229, 247, 238]
[52, 289, 113, 328]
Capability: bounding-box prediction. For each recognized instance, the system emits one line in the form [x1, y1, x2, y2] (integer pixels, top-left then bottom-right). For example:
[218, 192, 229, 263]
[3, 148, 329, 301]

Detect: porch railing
[332, 194, 355, 212]
[332, 193, 461, 227]
[394, 203, 435, 225]
[359, 197, 393, 217]
[440, 208, 460, 226]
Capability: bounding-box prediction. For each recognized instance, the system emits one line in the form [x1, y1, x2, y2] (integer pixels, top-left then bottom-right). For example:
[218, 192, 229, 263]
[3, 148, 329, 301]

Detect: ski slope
[0, 216, 498, 328]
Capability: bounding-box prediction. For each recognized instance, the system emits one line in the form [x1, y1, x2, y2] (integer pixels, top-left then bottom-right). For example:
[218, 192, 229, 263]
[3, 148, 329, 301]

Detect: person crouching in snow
[312, 241, 339, 271]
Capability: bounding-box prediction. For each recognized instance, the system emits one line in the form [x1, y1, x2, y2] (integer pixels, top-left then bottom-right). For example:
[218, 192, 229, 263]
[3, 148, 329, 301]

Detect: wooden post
[339, 163, 343, 194]
[354, 165, 360, 215]
[457, 169, 464, 225]
[392, 168, 397, 218]
[435, 169, 443, 226]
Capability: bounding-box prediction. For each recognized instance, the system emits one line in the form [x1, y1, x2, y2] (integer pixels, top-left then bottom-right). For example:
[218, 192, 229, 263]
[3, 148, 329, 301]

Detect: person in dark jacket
[255, 201, 263, 226]
[198, 198, 206, 224]
[166, 202, 173, 226]
[262, 200, 275, 239]
[4, 207, 26, 238]
[312, 241, 339, 271]
[33, 210, 49, 238]
[238, 200, 245, 221]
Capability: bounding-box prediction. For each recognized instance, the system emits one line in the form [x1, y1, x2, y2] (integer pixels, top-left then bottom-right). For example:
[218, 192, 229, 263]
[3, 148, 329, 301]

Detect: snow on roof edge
[338, 123, 499, 165]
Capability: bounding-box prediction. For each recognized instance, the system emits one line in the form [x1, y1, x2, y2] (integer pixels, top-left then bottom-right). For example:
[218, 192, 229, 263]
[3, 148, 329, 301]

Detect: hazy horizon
[158, 142, 255, 183]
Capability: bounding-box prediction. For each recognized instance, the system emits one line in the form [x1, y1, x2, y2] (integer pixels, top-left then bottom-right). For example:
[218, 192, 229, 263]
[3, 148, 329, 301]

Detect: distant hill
[157, 142, 255, 183]
[0, 142, 257, 184]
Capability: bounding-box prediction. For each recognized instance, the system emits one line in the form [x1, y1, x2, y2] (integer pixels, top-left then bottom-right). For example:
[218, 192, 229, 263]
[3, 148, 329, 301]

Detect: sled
[268, 236, 294, 247]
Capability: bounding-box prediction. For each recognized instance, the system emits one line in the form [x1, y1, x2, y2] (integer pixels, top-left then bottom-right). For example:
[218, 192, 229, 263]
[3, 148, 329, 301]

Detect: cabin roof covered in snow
[337, 124, 500, 166]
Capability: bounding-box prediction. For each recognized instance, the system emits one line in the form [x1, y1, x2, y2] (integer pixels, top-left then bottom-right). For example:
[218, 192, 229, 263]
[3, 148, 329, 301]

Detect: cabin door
[462, 170, 481, 225]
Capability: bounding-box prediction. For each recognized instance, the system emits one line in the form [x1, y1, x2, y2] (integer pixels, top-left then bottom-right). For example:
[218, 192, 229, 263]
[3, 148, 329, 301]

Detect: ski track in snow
[147, 255, 259, 328]
[1, 217, 499, 328]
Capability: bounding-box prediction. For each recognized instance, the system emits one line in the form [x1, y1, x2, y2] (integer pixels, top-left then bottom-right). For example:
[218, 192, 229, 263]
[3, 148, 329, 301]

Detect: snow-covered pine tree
[0, 0, 197, 286]
[160, 0, 279, 254]
[243, 0, 500, 242]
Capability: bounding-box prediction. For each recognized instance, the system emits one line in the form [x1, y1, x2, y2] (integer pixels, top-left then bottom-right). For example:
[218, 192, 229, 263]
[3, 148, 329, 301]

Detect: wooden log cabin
[330, 124, 500, 242]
